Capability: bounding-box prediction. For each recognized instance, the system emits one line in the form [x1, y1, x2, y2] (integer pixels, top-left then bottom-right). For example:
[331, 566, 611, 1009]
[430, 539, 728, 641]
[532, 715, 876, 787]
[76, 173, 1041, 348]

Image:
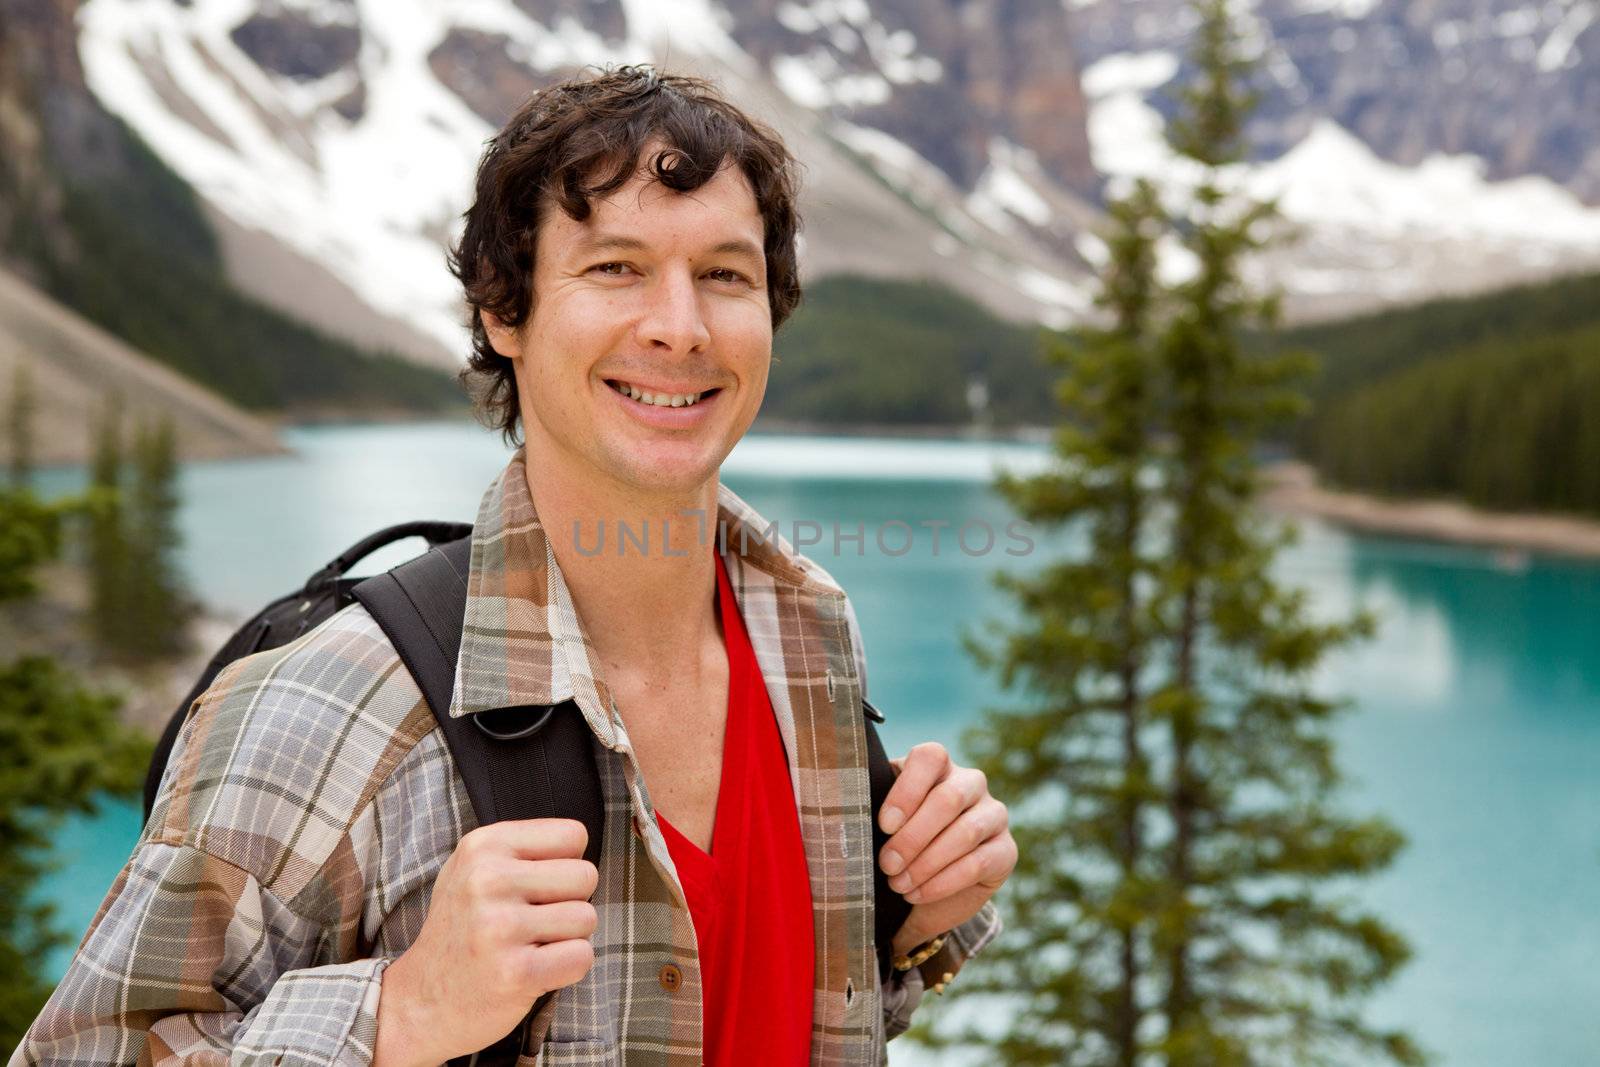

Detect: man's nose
[637, 270, 711, 354]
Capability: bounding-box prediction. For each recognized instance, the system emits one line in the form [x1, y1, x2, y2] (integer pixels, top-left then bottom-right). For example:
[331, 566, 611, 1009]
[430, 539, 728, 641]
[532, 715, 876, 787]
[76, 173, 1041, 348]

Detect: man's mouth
[605, 379, 721, 408]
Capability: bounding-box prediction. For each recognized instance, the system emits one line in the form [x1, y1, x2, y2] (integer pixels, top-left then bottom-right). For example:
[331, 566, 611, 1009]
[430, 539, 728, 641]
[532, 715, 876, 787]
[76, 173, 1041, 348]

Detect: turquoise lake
[33, 422, 1600, 1066]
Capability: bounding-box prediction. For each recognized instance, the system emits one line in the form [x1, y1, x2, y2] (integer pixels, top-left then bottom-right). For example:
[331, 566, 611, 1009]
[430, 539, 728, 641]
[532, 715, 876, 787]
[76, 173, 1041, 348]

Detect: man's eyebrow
[571, 233, 765, 261]
[706, 238, 765, 261]
[572, 233, 649, 256]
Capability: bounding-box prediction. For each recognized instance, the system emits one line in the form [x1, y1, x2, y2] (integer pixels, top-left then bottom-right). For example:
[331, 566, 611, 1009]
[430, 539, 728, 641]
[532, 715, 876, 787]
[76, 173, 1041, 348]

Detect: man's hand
[374, 819, 599, 1067]
[878, 743, 1016, 957]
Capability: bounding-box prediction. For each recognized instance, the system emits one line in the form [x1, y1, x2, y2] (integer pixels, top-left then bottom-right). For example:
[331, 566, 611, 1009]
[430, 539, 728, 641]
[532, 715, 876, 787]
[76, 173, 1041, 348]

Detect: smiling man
[12, 67, 1010, 1067]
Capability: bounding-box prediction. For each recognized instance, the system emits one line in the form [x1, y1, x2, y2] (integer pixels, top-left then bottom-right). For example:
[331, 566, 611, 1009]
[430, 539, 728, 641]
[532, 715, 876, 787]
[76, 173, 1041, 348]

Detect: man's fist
[878, 743, 1015, 956]
[374, 819, 599, 1067]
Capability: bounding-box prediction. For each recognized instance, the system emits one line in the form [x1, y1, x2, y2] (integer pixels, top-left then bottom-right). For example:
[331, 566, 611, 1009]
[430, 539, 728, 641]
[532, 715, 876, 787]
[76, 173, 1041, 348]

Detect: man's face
[489, 152, 773, 499]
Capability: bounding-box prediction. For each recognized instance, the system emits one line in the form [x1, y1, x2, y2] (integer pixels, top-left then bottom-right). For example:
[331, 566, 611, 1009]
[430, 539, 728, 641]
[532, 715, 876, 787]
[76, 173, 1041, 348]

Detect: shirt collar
[448, 449, 844, 737]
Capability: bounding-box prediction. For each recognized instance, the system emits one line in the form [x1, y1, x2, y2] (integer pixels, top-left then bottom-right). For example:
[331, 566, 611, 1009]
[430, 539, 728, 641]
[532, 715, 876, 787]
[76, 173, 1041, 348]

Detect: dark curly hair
[448, 65, 804, 445]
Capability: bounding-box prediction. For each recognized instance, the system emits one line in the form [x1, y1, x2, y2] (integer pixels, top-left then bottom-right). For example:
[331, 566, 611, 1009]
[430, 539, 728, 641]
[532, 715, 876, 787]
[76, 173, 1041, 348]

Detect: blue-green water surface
[33, 423, 1600, 1066]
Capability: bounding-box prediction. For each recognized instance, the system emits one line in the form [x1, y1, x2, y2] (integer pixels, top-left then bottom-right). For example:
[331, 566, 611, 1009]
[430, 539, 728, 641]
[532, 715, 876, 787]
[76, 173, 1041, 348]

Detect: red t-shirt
[656, 550, 815, 1064]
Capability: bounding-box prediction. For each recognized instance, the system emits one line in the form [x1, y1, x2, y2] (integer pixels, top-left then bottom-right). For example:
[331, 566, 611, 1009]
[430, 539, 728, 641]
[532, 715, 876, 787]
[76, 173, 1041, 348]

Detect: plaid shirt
[14, 450, 999, 1067]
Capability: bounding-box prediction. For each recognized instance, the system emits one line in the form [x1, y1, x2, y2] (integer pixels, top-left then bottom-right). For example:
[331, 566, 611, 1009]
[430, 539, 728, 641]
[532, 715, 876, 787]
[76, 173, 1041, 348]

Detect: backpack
[143, 521, 912, 1064]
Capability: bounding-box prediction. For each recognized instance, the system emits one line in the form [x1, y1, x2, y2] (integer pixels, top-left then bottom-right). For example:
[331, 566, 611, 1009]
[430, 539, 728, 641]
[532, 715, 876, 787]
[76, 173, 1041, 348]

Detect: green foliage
[86, 406, 195, 660]
[929, 4, 1421, 1065]
[0, 475, 151, 1048]
[87, 403, 130, 654]
[768, 275, 1061, 426]
[0, 656, 150, 1048]
[1313, 323, 1600, 514]
[126, 416, 196, 658]
[1272, 269, 1600, 405]
[12, 112, 459, 416]
[1261, 264, 1600, 513]
[0, 488, 60, 604]
[7, 362, 35, 488]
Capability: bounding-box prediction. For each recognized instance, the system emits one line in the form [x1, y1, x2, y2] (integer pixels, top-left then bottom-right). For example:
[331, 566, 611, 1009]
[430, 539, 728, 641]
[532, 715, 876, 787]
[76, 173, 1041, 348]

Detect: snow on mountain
[68, 0, 1600, 352]
[74, 0, 1093, 364]
[1081, 38, 1600, 318]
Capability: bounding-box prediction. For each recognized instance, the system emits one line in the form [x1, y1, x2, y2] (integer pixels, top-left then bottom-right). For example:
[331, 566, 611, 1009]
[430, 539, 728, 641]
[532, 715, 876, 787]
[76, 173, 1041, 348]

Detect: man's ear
[480, 308, 522, 360]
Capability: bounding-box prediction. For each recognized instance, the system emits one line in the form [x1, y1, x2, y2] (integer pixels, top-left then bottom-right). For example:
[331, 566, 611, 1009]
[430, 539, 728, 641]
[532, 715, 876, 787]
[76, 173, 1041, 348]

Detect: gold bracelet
[891, 934, 947, 972]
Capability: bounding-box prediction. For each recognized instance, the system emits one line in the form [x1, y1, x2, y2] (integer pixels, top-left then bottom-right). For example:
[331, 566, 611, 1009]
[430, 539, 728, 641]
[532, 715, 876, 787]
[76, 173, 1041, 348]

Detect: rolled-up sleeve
[10, 841, 387, 1067]
[881, 899, 1003, 1041]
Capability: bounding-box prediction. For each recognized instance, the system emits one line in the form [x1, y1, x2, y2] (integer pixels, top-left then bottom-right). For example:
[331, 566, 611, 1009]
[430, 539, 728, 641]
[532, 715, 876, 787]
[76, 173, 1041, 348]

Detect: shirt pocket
[521, 1039, 615, 1067]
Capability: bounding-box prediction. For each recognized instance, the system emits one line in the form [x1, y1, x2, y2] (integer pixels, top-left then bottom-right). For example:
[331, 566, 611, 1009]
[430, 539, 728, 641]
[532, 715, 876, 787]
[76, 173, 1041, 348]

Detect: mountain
[12, 0, 1600, 385]
[1072, 0, 1600, 319]
[0, 0, 463, 426]
[1071, 0, 1600, 203]
[68, 0, 1102, 366]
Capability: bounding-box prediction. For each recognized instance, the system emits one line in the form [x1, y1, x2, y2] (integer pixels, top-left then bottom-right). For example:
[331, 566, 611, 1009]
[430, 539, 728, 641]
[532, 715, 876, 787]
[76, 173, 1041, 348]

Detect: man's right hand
[373, 818, 599, 1067]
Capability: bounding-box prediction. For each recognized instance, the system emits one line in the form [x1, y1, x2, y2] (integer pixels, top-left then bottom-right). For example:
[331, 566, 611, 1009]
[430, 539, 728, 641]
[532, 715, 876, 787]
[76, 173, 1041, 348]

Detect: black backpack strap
[353, 538, 910, 1049]
[863, 701, 914, 985]
[352, 538, 602, 1066]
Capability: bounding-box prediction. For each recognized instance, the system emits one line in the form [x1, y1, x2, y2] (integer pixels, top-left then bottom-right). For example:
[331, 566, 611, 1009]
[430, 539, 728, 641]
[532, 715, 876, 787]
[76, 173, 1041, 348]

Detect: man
[13, 67, 1012, 1066]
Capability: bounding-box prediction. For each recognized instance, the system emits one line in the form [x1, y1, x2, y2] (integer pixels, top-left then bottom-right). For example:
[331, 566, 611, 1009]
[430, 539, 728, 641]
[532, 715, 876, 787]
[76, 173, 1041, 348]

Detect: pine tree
[7, 361, 36, 489]
[124, 416, 193, 659]
[1145, 5, 1417, 1062]
[926, 3, 1424, 1065]
[0, 464, 150, 1047]
[86, 401, 133, 655]
[1, 364, 55, 602]
[933, 178, 1169, 1066]
[85, 406, 194, 660]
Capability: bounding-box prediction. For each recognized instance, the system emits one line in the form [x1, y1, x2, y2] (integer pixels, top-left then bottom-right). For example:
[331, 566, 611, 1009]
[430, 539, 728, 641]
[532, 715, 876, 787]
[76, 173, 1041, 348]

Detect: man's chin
[603, 443, 727, 499]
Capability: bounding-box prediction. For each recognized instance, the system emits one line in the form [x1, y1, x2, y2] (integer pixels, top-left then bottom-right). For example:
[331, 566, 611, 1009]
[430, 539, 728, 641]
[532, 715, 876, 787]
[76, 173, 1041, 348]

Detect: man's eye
[706, 268, 748, 285]
[591, 262, 630, 276]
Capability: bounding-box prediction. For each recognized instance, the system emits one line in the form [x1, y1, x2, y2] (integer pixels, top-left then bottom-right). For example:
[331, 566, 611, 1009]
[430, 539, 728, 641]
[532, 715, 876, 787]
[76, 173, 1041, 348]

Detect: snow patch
[1292, 0, 1382, 18]
[615, 0, 745, 62]
[1538, 2, 1595, 71]
[274, 0, 360, 27]
[772, 0, 942, 89]
[1014, 267, 1088, 317]
[831, 120, 995, 245]
[1252, 120, 1600, 246]
[1085, 44, 1600, 294]
[771, 53, 831, 108]
[1081, 50, 1179, 98]
[968, 138, 1053, 231]
[772, 51, 890, 107]
[1075, 231, 1109, 270]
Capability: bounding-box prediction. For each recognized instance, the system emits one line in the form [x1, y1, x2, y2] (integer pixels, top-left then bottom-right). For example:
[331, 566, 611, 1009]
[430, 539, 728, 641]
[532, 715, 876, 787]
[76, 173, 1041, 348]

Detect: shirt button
[659, 963, 683, 992]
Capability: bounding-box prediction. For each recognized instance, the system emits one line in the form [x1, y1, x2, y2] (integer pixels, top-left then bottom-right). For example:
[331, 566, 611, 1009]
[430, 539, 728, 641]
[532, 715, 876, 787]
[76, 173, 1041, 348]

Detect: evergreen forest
[1269, 269, 1600, 515]
[767, 274, 1061, 428]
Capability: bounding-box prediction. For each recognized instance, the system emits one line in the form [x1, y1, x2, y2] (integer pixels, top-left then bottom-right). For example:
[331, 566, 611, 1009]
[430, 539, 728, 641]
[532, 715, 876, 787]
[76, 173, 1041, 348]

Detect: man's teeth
[615, 381, 706, 408]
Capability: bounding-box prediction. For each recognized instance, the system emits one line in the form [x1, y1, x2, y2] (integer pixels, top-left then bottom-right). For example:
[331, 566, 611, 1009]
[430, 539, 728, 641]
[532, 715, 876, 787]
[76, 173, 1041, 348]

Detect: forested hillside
[1280, 270, 1600, 402]
[1311, 324, 1600, 515]
[767, 275, 1058, 428]
[13, 118, 460, 416]
[1278, 269, 1600, 515]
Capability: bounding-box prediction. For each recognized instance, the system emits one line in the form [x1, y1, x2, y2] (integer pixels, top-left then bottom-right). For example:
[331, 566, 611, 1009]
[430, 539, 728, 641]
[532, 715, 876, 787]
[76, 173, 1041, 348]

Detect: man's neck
[521, 445, 723, 698]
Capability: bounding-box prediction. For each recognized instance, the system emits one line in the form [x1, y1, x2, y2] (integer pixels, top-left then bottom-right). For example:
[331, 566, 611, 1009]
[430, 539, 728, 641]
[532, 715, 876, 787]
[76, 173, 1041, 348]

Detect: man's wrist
[373, 952, 448, 1067]
[889, 916, 945, 959]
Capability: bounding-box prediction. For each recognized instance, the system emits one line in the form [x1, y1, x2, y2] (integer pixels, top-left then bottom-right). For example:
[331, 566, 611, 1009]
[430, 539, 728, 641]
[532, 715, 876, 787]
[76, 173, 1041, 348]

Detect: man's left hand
[878, 742, 1016, 957]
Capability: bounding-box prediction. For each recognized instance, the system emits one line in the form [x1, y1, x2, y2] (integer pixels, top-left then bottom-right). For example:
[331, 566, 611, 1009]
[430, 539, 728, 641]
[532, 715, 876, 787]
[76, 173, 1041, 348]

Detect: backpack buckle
[472, 704, 557, 740]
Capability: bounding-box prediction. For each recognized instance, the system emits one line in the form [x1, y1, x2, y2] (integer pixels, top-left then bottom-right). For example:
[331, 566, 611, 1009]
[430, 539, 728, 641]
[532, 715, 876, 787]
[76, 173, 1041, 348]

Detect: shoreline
[31, 411, 1600, 562]
[1260, 462, 1600, 561]
[749, 415, 1053, 443]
